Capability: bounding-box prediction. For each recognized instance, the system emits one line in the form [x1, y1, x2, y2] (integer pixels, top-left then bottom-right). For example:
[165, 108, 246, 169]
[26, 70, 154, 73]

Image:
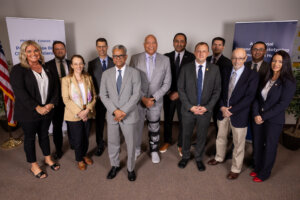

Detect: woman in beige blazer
[62, 54, 96, 170]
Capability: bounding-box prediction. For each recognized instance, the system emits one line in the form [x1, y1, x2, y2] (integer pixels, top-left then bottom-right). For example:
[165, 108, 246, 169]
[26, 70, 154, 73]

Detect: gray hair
[112, 45, 127, 55]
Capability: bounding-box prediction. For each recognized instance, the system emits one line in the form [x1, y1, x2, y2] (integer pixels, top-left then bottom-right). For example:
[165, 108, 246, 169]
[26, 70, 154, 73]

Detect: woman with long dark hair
[251, 50, 296, 182]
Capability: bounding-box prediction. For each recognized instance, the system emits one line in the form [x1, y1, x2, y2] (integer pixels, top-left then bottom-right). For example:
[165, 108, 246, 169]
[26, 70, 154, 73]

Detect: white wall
[0, 0, 299, 123]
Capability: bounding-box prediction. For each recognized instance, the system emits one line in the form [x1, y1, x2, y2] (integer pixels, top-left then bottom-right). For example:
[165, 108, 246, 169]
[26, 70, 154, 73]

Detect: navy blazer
[88, 56, 114, 95]
[10, 63, 59, 122]
[165, 50, 195, 93]
[217, 66, 259, 127]
[252, 78, 296, 124]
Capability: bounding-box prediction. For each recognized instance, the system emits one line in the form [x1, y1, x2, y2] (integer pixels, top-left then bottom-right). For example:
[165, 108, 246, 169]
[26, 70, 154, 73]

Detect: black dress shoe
[196, 161, 206, 171]
[127, 170, 136, 181]
[94, 147, 104, 157]
[178, 159, 189, 169]
[107, 166, 121, 179]
[53, 151, 63, 160]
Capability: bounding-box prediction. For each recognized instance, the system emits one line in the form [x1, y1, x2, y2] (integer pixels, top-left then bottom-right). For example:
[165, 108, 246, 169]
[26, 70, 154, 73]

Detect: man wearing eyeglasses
[207, 48, 259, 180]
[46, 41, 71, 160]
[245, 41, 269, 82]
[130, 34, 171, 164]
[88, 38, 114, 157]
[100, 45, 141, 181]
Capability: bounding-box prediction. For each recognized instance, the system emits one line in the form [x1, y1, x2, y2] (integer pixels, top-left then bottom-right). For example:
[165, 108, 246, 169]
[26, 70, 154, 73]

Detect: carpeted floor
[0, 121, 299, 200]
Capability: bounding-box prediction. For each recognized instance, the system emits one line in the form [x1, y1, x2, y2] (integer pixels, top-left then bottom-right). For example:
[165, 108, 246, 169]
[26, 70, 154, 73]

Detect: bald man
[130, 35, 171, 163]
[207, 48, 259, 180]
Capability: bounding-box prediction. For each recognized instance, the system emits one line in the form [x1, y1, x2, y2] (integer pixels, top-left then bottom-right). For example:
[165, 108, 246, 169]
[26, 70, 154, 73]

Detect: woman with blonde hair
[10, 40, 60, 179]
[61, 54, 96, 170]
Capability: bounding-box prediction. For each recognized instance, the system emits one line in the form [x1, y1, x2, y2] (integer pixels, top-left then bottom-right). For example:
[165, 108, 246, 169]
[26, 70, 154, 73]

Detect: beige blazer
[61, 74, 96, 121]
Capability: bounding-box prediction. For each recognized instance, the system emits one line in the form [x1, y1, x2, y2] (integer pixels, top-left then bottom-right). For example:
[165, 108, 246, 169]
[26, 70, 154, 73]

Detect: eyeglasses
[231, 57, 246, 61]
[96, 46, 107, 49]
[252, 48, 265, 52]
[112, 55, 125, 59]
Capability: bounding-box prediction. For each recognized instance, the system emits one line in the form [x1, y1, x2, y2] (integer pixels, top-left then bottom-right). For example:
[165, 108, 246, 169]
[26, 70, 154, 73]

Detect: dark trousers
[212, 104, 220, 133]
[21, 119, 51, 163]
[95, 99, 106, 149]
[67, 120, 91, 162]
[182, 112, 211, 161]
[163, 95, 182, 147]
[51, 101, 64, 152]
[252, 120, 283, 181]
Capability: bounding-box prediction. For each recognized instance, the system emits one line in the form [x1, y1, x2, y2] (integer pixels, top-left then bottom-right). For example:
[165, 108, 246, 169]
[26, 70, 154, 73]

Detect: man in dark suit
[88, 38, 114, 157]
[207, 37, 232, 132]
[207, 48, 259, 180]
[160, 33, 195, 156]
[46, 41, 71, 159]
[245, 41, 269, 82]
[177, 42, 221, 171]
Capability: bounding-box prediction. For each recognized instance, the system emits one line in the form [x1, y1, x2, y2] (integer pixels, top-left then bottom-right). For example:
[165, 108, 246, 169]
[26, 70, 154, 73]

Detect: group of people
[10, 33, 296, 183]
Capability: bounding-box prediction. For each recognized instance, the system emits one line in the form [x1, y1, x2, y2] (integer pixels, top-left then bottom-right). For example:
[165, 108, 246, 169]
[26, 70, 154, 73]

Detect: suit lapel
[265, 79, 281, 102]
[110, 68, 118, 96]
[202, 63, 210, 95]
[231, 67, 249, 97]
[43, 66, 52, 103]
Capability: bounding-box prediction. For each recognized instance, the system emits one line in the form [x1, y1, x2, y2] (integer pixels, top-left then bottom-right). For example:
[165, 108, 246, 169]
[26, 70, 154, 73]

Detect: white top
[195, 61, 206, 90]
[115, 65, 126, 80]
[32, 68, 49, 105]
[78, 82, 87, 105]
[261, 80, 275, 101]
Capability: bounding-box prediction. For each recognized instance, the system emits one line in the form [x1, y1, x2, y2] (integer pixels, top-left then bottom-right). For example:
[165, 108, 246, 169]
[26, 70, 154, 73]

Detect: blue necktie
[102, 60, 107, 71]
[117, 70, 122, 94]
[197, 65, 203, 105]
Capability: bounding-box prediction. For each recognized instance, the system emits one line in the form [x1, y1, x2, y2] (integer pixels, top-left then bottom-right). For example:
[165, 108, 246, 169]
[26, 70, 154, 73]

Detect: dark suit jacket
[88, 56, 114, 95]
[46, 58, 71, 101]
[207, 54, 232, 80]
[217, 66, 259, 127]
[178, 61, 221, 116]
[10, 63, 58, 122]
[252, 78, 296, 124]
[165, 50, 195, 93]
[245, 60, 269, 83]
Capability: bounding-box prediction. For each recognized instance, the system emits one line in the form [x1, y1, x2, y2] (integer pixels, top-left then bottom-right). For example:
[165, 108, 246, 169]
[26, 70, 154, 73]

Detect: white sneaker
[135, 149, 141, 160]
[151, 152, 160, 164]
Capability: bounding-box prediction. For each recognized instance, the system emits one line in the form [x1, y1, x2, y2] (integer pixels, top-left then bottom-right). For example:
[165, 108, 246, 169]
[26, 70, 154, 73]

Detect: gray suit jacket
[178, 61, 221, 116]
[100, 66, 141, 124]
[88, 56, 114, 96]
[129, 52, 171, 109]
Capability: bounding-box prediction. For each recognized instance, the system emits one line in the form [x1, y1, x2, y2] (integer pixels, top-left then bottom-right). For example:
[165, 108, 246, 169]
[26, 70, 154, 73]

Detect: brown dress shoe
[83, 157, 93, 165]
[78, 161, 86, 170]
[159, 143, 170, 153]
[227, 171, 239, 180]
[207, 159, 220, 165]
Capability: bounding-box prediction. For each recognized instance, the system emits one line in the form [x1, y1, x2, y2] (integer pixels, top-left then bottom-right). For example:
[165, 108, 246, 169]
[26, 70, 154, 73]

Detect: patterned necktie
[117, 69, 122, 94]
[175, 53, 180, 75]
[197, 65, 203, 105]
[227, 71, 237, 106]
[148, 56, 154, 81]
[60, 60, 66, 77]
[102, 60, 107, 71]
[253, 63, 258, 71]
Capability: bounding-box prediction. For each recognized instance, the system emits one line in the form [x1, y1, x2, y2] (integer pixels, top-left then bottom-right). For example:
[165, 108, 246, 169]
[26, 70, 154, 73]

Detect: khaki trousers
[215, 117, 247, 173]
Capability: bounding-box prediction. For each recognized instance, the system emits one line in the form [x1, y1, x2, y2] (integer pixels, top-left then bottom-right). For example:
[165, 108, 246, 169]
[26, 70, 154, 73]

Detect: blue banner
[233, 21, 298, 62]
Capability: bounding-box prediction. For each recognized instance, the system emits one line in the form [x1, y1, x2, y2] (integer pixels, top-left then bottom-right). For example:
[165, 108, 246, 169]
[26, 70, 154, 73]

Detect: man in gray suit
[100, 45, 141, 181]
[130, 35, 171, 163]
[177, 42, 221, 171]
[88, 38, 114, 157]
